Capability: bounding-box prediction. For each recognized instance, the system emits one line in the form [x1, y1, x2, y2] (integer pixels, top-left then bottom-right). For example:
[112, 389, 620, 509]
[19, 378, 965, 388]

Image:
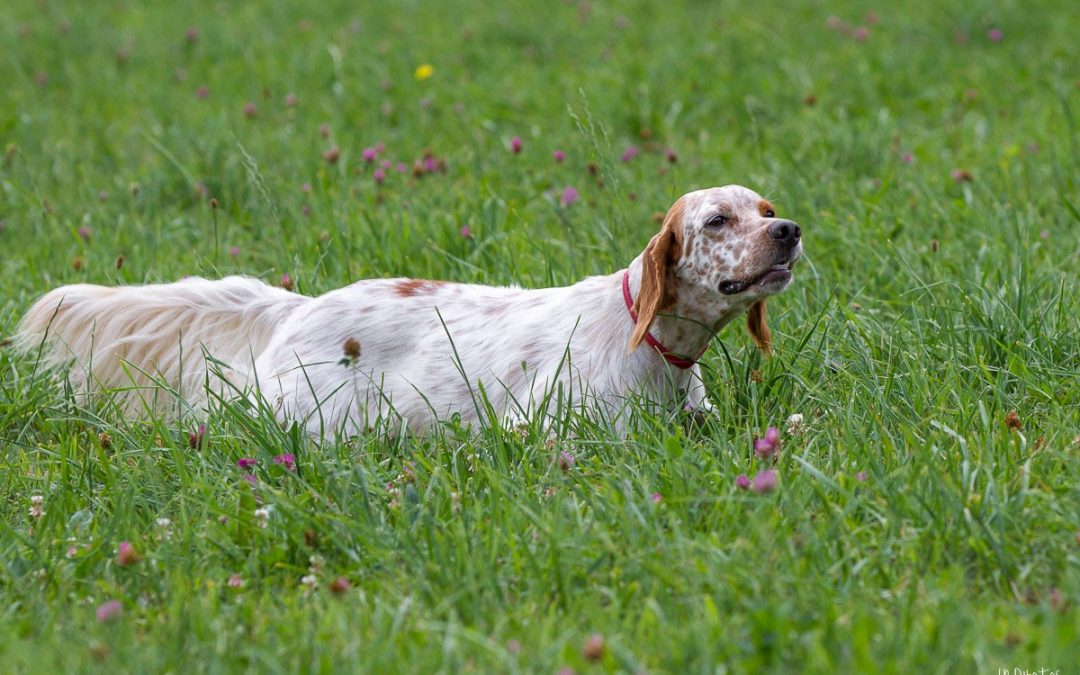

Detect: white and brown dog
[17, 185, 802, 435]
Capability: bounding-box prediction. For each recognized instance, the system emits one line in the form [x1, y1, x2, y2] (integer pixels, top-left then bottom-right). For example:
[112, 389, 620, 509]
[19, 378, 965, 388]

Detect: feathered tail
[16, 276, 308, 413]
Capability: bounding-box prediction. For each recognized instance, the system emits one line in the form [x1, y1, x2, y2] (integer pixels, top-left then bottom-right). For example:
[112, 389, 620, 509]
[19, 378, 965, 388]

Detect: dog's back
[16, 276, 306, 412]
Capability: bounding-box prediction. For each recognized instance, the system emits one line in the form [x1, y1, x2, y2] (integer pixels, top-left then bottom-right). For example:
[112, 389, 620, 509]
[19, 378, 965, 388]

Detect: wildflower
[414, 64, 434, 80]
[853, 26, 870, 41]
[342, 337, 362, 361]
[509, 136, 523, 154]
[987, 28, 1003, 42]
[951, 169, 973, 182]
[95, 600, 123, 623]
[155, 517, 172, 529]
[786, 413, 804, 436]
[650, 492, 663, 504]
[362, 147, 378, 162]
[558, 450, 576, 472]
[856, 471, 868, 482]
[228, 246, 241, 258]
[243, 102, 257, 118]
[280, 273, 294, 291]
[242, 474, 257, 486]
[78, 226, 92, 242]
[583, 634, 605, 662]
[753, 426, 782, 459]
[666, 148, 678, 163]
[422, 156, 439, 173]
[236, 458, 257, 469]
[736, 474, 751, 490]
[300, 574, 318, 589]
[323, 145, 340, 164]
[825, 15, 843, 30]
[329, 577, 351, 594]
[751, 469, 778, 493]
[373, 168, 386, 184]
[901, 152, 913, 164]
[254, 506, 272, 528]
[866, 11, 879, 25]
[185, 27, 199, 44]
[188, 424, 206, 449]
[559, 186, 580, 208]
[227, 574, 244, 589]
[620, 145, 640, 162]
[507, 639, 521, 655]
[66, 546, 78, 559]
[375, 142, 385, 153]
[29, 495, 45, 518]
[319, 123, 330, 139]
[1004, 410, 1021, 430]
[284, 92, 297, 107]
[396, 162, 408, 174]
[116, 541, 142, 566]
[273, 453, 296, 471]
[1039, 229, 1049, 239]
[459, 225, 472, 239]
[553, 150, 566, 163]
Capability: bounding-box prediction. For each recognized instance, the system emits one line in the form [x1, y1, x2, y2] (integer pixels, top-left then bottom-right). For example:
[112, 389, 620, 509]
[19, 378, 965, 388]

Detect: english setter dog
[17, 185, 802, 435]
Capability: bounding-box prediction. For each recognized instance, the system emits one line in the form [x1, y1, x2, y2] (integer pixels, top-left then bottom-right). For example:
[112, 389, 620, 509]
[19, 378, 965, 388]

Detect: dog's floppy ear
[746, 300, 772, 354]
[629, 199, 684, 351]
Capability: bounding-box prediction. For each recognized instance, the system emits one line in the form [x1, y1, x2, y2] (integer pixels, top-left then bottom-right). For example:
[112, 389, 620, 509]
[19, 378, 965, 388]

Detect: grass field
[2, 0, 1079, 672]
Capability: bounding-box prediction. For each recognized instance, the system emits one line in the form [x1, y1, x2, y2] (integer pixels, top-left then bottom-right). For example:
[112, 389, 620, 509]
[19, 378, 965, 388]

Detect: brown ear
[629, 199, 684, 351]
[746, 300, 772, 355]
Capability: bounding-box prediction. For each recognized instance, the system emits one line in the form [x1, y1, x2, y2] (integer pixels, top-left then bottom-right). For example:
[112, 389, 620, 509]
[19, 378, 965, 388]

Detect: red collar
[622, 270, 707, 369]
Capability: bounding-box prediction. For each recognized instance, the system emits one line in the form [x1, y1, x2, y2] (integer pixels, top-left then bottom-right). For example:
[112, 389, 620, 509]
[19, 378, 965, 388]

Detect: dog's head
[630, 185, 803, 354]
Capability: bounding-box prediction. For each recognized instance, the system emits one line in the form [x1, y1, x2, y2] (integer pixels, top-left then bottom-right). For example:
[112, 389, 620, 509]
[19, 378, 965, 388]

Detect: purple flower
[242, 473, 257, 485]
[853, 26, 870, 41]
[96, 600, 123, 623]
[987, 28, 1003, 42]
[620, 145, 640, 162]
[373, 168, 386, 184]
[396, 162, 408, 174]
[273, 453, 296, 471]
[510, 136, 522, 154]
[856, 471, 868, 482]
[236, 458, 257, 469]
[196, 85, 209, 99]
[243, 102, 257, 119]
[423, 156, 439, 173]
[901, 152, 913, 164]
[558, 451, 576, 472]
[280, 273, 294, 291]
[553, 150, 566, 163]
[559, 186, 580, 208]
[753, 426, 782, 459]
[228, 246, 241, 258]
[381, 159, 392, 170]
[78, 226, 92, 243]
[736, 474, 751, 490]
[459, 225, 472, 239]
[650, 492, 663, 504]
[751, 469, 777, 493]
[375, 142, 386, 154]
[362, 147, 378, 163]
[301, 182, 311, 193]
[284, 92, 297, 107]
[188, 424, 206, 449]
[116, 541, 141, 566]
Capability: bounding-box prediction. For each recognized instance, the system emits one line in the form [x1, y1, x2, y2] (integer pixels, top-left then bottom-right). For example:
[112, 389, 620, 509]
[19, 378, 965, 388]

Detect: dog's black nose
[768, 219, 801, 246]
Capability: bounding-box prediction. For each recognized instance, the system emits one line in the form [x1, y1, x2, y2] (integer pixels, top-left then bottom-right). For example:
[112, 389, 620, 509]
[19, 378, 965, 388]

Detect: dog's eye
[706, 214, 729, 228]
[764, 209, 775, 218]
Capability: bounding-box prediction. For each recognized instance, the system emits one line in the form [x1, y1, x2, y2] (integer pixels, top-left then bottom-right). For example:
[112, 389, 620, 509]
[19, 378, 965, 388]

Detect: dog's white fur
[17, 185, 802, 435]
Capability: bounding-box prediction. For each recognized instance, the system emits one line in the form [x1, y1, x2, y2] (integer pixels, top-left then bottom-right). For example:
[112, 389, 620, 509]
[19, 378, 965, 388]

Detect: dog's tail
[16, 276, 308, 412]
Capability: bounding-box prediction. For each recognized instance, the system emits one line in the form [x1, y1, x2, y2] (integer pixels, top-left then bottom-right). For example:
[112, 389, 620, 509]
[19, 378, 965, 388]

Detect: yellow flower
[414, 64, 434, 81]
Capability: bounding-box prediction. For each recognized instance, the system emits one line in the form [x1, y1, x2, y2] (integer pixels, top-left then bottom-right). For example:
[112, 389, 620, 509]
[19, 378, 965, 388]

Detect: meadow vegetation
[1, 0, 1078, 671]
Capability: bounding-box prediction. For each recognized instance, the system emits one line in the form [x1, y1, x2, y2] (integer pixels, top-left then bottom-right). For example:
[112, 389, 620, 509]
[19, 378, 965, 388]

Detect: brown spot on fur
[394, 279, 445, 297]
[758, 200, 775, 217]
[629, 198, 684, 351]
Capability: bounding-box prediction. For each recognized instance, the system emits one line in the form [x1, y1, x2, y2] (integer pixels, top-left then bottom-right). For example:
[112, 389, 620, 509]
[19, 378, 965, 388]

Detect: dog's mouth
[719, 260, 796, 296]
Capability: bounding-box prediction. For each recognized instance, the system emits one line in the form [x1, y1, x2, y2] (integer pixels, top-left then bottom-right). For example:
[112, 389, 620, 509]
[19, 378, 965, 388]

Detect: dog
[16, 185, 802, 435]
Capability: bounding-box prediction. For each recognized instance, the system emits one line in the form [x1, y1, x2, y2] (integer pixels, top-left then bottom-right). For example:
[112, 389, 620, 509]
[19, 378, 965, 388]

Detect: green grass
[2, 0, 1079, 672]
